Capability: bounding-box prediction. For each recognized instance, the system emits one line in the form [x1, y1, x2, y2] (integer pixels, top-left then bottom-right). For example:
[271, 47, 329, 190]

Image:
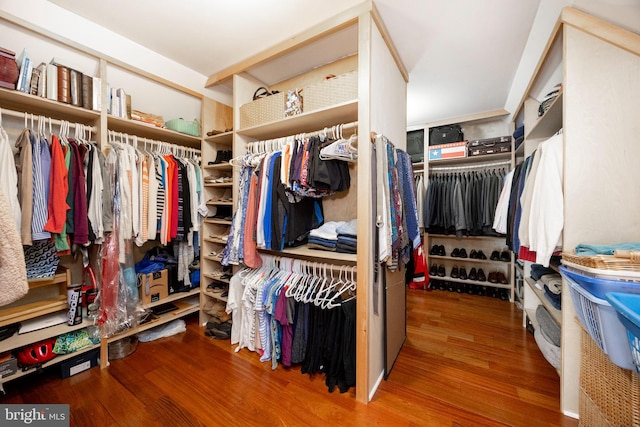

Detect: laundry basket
[606, 292, 640, 375]
[559, 265, 636, 370]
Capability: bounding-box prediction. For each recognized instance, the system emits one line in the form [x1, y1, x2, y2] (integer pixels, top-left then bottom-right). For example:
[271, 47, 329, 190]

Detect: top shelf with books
[0, 87, 100, 123]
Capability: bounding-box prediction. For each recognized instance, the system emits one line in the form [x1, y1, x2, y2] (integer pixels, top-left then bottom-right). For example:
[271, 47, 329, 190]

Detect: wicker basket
[304, 71, 358, 112]
[579, 329, 640, 426]
[562, 251, 640, 272]
[239, 91, 285, 129]
[165, 118, 201, 137]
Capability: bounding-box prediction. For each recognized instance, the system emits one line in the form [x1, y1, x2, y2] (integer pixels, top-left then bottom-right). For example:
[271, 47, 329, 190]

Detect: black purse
[429, 124, 464, 146]
[253, 86, 280, 101]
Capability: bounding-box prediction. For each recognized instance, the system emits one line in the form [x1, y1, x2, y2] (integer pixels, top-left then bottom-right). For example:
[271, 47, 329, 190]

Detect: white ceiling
[47, 0, 542, 126]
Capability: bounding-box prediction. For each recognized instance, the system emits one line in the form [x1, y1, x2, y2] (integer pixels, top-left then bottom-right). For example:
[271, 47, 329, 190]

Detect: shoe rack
[427, 235, 512, 299]
[200, 100, 234, 325]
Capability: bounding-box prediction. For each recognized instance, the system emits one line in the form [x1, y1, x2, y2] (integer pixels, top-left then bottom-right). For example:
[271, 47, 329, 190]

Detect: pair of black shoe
[429, 245, 445, 256]
[469, 249, 487, 259]
[490, 250, 511, 262]
[468, 267, 486, 282]
[429, 264, 445, 277]
[451, 248, 467, 258]
[209, 150, 233, 165]
[450, 266, 468, 280]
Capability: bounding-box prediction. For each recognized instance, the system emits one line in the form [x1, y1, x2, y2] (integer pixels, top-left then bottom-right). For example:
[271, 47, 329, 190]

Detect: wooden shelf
[3, 344, 100, 384]
[204, 182, 232, 188]
[0, 317, 96, 354]
[203, 163, 232, 171]
[427, 233, 506, 241]
[202, 273, 230, 284]
[428, 255, 511, 266]
[429, 275, 511, 290]
[0, 88, 100, 123]
[525, 277, 561, 325]
[203, 290, 228, 303]
[525, 92, 563, 140]
[237, 100, 358, 139]
[106, 296, 200, 344]
[204, 218, 232, 226]
[140, 288, 201, 311]
[0, 296, 68, 328]
[107, 115, 202, 148]
[428, 151, 512, 167]
[206, 201, 233, 206]
[258, 245, 356, 264]
[204, 131, 233, 145]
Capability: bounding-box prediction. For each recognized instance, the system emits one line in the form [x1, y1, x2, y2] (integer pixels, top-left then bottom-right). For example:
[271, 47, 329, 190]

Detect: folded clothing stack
[308, 221, 343, 251]
[308, 219, 357, 253]
[336, 219, 356, 254]
[536, 273, 561, 310]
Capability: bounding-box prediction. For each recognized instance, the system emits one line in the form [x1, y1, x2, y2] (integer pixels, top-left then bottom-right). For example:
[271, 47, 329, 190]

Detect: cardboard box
[0, 352, 17, 379]
[138, 269, 169, 304]
[428, 141, 467, 161]
[60, 348, 99, 379]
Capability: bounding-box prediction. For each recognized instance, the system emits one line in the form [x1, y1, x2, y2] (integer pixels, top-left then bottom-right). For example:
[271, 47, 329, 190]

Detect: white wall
[0, 0, 231, 107]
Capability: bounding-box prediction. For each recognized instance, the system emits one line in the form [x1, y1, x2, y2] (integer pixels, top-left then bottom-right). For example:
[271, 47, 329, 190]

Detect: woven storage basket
[579, 329, 640, 426]
[304, 70, 358, 112]
[239, 92, 285, 129]
[563, 251, 640, 272]
[165, 118, 201, 137]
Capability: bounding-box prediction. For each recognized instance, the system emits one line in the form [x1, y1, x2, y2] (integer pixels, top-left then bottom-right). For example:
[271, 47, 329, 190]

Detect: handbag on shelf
[252, 86, 280, 100]
[429, 124, 464, 146]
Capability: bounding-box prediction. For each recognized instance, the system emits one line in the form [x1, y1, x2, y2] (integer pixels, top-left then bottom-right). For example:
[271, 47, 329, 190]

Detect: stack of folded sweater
[336, 219, 357, 254]
[308, 219, 357, 253]
[308, 221, 342, 251]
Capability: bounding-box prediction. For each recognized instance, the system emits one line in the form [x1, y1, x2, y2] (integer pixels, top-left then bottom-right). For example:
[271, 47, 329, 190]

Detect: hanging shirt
[0, 126, 20, 231]
[31, 131, 51, 241]
[43, 134, 69, 234]
[15, 129, 33, 245]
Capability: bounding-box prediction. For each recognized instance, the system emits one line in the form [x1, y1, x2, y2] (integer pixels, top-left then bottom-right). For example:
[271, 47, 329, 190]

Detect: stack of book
[13, 49, 102, 112]
[108, 86, 131, 119]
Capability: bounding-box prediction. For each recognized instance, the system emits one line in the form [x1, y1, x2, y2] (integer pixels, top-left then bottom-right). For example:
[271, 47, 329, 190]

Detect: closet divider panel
[562, 23, 640, 416]
[367, 16, 408, 390]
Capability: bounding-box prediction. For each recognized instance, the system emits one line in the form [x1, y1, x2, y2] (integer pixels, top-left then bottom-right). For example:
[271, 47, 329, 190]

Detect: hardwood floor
[0, 288, 578, 427]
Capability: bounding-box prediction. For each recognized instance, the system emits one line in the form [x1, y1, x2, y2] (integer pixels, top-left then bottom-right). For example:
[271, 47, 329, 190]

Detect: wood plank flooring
[0, 288, 578, 426]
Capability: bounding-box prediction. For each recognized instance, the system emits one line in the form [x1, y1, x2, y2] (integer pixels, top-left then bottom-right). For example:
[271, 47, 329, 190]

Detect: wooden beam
[426, 109, 510, 128]
[204, 1, 373, 87]
[562, 6, 640, 57]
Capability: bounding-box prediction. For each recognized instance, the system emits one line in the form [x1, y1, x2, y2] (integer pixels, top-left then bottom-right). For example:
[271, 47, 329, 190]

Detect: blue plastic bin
[560, 266, 635, 370]
[605, 292, 640, 375]
[559, 265, 640, 300]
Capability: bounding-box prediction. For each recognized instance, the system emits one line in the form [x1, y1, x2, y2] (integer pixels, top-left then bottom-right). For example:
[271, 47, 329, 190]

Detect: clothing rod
[107, 130, 201, 153]
[246, 121, 358, 154]
[260, 254, 357, 274]
[0, 107, 98, 133]
[429, 159, 511, 172]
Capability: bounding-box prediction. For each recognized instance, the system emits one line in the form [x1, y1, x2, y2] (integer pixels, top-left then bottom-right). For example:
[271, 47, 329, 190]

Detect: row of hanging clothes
[226, 255, 356, 393]
[372, 134, 421, 272]
[100, 131, 204, 336]
[496, 131, 563, 267]
[221, 122, 358, 268]
[104, 130, 205, 283]
[423, 161, 509, 238]
[0, 112, 110, 281]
